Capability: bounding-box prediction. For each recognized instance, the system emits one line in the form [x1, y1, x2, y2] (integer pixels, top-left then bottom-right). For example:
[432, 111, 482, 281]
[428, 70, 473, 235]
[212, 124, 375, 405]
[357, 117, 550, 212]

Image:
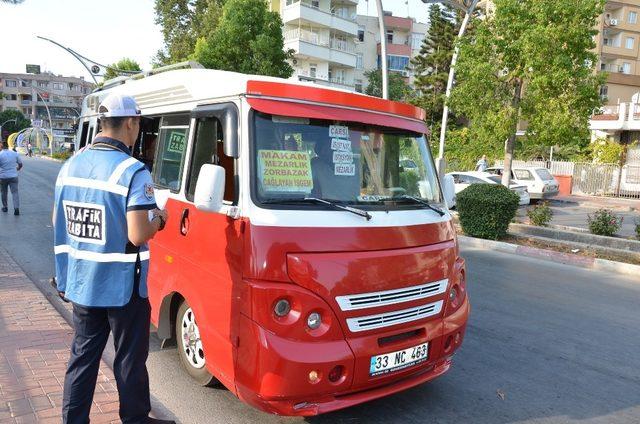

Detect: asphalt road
[2, 156, 640, 423]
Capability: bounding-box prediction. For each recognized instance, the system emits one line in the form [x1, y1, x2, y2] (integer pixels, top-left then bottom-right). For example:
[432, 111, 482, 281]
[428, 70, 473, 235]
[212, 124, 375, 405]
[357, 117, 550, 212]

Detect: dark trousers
[0, 177, 19, 209]
[62, 288, 151, 424]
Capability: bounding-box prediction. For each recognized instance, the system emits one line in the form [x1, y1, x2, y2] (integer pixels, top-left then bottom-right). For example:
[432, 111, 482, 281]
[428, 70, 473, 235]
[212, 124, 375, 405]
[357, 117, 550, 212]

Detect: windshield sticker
[167, 131, 186, 154]
[62, 200, 106, 245]
[258, 150, 313, 193]
[329, 125, 349, 139]
[331, 138, 351, 151]
[335, 163, 355, 176]
[333, 151, 353, 164]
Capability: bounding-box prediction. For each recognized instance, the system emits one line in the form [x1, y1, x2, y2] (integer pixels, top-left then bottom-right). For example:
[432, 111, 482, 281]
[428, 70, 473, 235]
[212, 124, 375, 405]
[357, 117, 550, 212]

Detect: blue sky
[0, 0, 430, 81]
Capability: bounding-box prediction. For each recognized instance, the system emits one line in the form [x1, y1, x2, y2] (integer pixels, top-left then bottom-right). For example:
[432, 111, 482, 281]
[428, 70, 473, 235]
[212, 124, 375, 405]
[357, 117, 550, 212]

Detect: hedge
[457, 183, 519, 240]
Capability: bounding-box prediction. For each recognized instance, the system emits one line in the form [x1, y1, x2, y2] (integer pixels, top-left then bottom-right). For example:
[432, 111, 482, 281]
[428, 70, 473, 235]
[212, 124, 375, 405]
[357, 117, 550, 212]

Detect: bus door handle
[180, 208, 190, 236]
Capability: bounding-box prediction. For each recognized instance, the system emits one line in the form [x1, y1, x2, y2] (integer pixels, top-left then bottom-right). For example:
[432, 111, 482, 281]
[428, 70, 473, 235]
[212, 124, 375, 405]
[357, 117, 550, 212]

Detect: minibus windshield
[252, 112, 442, 209]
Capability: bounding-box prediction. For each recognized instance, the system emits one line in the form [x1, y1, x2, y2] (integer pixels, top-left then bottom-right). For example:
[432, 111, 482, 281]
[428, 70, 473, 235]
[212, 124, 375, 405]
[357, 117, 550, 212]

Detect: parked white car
[446, 171, 531, 207]
[485, 166, 559, 200]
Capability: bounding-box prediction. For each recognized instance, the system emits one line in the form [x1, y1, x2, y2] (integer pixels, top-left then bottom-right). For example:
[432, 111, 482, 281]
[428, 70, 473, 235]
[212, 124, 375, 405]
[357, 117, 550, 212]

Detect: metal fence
[492, 160, 640, 199]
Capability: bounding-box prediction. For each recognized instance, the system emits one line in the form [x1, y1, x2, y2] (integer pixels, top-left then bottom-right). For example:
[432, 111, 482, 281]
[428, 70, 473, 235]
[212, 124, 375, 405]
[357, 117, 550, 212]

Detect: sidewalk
[0, 247, 121, 423]
[553, 194, 639, 211]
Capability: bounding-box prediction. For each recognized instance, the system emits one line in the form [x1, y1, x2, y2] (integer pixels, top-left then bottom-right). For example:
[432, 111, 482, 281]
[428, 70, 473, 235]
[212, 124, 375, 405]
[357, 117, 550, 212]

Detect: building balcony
[294, 71, 355, 89]
[282, 1, 358, 36]
[590, 102, 640, 131]
[284, 28, 357, 67]
[377, 42, 412, 57]
[384, 15, 413, 31]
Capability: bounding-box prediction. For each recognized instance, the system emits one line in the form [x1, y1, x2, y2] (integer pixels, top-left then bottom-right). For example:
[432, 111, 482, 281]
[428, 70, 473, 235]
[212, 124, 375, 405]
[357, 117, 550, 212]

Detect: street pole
[422, 0, 480, 178]
[18, 79, 54, 155]
[375, 0, 389, 100]
[0, 118, 17, 142]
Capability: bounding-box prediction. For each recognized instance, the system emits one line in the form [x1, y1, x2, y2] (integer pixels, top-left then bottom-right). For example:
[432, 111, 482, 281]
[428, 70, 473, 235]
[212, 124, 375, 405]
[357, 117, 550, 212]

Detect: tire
[175, 300, 217, 387]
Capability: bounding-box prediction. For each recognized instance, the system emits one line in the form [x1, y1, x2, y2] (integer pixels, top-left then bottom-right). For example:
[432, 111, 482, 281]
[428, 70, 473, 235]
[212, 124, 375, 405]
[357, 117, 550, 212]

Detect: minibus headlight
[307, 312, 322, 329]
[274, 299, 291, 317]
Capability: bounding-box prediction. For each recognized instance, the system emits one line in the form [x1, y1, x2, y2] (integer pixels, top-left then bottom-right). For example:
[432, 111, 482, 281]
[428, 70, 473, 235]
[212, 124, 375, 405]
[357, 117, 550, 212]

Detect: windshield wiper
[262, 197, 372, 221]
[392, 195, 446, 216]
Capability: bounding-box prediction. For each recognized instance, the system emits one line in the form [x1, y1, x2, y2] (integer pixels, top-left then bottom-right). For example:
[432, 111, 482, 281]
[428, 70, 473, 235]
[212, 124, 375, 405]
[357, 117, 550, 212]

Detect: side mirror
[441, 174, 456, 209]
[194, 164, 225, 213]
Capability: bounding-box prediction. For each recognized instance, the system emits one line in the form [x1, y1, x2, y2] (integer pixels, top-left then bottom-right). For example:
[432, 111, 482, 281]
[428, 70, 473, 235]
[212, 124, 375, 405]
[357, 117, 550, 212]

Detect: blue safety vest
[54, 140, 151, 307]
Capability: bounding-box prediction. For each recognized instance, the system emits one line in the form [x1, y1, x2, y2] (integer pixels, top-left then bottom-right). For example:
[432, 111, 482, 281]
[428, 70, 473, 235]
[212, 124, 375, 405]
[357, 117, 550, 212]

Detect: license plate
[369, 342, 429, 377]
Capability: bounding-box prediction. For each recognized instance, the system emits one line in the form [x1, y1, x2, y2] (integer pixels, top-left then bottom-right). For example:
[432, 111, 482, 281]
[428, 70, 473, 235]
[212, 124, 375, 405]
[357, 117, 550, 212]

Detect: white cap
[98, 93, 141, 118]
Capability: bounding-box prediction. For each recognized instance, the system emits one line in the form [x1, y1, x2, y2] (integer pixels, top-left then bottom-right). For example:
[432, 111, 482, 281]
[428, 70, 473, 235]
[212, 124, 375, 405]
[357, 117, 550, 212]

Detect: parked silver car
[486, 166, 559, 200]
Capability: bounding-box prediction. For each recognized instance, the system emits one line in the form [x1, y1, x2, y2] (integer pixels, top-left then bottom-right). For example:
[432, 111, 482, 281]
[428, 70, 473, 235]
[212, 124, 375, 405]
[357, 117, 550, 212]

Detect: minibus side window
[78, 121, 90, 149]
[186, 117, 235, 203]
[153, 114, 190, 192]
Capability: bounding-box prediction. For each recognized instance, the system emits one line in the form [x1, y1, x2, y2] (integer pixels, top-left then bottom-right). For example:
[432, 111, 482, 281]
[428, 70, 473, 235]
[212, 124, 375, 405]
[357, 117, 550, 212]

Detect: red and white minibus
[76, 63, 469, 416]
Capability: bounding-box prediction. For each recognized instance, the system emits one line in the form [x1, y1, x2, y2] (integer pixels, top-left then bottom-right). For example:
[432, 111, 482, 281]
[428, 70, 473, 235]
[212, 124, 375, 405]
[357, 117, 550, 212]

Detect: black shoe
[13, 209, 19, 216]
[143, 418, 176, 424]
[1, 207, 6, 212]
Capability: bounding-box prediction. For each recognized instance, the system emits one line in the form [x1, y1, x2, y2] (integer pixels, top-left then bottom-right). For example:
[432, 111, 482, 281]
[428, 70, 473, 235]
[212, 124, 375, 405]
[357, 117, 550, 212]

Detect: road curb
[35, 154, 65, 163]
[458, 235, 640, 277]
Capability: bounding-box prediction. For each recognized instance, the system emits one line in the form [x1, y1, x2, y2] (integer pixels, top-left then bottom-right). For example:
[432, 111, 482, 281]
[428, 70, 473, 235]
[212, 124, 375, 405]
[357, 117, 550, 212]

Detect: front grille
[335, 279, 448, 311]
[346, 301, 443, 332]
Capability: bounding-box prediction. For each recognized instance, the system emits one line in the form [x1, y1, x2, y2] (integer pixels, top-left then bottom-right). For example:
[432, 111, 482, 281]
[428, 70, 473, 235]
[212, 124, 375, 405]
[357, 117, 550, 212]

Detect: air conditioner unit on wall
[610, 18, 618, 26]
[401, 70, 410, 77]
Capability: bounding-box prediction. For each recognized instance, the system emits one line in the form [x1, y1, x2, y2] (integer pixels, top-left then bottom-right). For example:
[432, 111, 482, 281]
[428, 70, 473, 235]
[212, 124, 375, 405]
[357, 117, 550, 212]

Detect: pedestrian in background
[27, 141, 33, 157]
[53, 94, 172, 424]
[475, 155, 488, 172]
[0, 140, 23, 215]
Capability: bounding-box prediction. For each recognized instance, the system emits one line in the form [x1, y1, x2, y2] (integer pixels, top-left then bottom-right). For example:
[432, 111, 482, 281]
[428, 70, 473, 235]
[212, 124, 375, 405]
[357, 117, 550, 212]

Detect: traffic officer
[53, 93, 173, 424]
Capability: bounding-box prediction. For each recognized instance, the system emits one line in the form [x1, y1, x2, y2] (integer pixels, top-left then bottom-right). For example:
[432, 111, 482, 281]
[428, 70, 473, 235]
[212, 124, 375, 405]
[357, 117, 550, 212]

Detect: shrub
[587, 208, 623, 237]
[51, 151, 72, 161]
[527, 202, 553, 226]
[635, 218, 640, 240]
[457, 183, 520, 240]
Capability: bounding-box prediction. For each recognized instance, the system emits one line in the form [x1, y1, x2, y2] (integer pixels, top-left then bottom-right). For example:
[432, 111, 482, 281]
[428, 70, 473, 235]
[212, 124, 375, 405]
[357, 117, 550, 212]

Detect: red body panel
[248, 98, 427, 134]
[246, 80, 426, 122]
[148, 198, 244, 391]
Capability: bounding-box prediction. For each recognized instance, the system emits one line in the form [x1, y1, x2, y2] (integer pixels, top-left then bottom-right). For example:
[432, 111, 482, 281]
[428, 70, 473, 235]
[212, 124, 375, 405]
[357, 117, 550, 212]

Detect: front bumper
[235, 297, 470, 416]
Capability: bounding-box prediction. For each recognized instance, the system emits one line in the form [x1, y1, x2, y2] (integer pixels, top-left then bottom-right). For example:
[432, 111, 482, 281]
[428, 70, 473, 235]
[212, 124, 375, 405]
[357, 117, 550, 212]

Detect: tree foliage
[103, 58, 142, 81]
[590, 138, 626, 164]
[410, 5, 457, 130]
[154, 0, 225, 65]
[190, 0, 293, 77]
[364, 70, 413, 103]
[0, 110, 31, 140]
[450, 0, 605, 156]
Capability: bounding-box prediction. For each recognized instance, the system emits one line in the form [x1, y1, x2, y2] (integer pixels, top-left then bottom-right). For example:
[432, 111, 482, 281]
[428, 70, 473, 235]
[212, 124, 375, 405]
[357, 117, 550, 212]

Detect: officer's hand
[152, 208, 169, 231]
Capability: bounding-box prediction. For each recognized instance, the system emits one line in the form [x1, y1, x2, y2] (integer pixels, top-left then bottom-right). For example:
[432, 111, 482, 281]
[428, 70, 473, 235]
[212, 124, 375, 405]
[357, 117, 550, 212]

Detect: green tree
[191, 0, 293, 78]
[450, 0, 605, 183]
[0, 110, 31, 140]
[410, 4, 457, 131]
[103, 58, 142, 81]
[364, 69, 413, 102]
[154, 0, 225, 65]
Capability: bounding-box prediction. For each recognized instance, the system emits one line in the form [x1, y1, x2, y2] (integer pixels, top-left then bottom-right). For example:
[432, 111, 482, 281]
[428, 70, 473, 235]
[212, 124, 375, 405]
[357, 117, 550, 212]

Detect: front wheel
[176, 301, 217, 386]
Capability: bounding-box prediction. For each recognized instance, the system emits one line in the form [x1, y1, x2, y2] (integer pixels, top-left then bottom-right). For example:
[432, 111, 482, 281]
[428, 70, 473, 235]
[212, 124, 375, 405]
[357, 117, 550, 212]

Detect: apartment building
[269, 0, 360, 90]
[597, 1, 640, 105]
[354, 12, 428, 93]
[590, 1, 640, 145]
[0, 70, 93, 146]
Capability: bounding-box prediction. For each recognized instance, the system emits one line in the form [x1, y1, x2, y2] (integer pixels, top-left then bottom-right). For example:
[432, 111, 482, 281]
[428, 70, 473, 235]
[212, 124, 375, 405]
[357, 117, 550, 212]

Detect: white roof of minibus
[84, 69, 367, 116]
